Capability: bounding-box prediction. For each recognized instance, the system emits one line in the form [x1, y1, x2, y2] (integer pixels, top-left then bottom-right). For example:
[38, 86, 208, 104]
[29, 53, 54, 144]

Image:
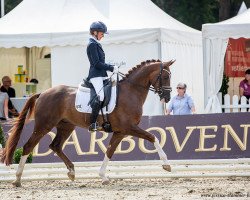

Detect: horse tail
[1, 93, 40, 165]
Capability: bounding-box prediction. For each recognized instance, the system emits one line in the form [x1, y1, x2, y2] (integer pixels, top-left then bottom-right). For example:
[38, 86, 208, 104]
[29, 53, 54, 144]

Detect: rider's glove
[113, 65, 119, 74]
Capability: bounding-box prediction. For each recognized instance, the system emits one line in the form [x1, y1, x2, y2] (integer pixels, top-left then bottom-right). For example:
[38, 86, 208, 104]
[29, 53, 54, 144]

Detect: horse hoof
[67, 171, 75, 181]
[102, 179, 110, 185]
[162, 164, 171, 172]
[12, 181, 21, 187]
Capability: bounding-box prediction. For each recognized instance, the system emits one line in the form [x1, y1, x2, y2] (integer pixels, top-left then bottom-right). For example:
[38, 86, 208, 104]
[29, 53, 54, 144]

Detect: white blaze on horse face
[154, 137, 170, 165]
[99, 154, 110, 181]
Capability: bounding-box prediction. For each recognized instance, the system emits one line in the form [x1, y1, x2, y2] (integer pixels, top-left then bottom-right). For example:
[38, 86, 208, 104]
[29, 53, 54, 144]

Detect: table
[10, 97, 29, 113]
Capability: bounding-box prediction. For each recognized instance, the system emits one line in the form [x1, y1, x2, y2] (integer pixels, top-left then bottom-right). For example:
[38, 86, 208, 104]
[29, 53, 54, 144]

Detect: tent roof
[237, 1, 247, 15]
[0, 0, 200, 48]
[202, 8, 250, 39]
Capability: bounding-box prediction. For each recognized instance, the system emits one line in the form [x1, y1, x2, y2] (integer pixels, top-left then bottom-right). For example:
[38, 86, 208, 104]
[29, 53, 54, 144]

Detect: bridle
[117, 63, 172, 101]
[149, 63, 172, 99]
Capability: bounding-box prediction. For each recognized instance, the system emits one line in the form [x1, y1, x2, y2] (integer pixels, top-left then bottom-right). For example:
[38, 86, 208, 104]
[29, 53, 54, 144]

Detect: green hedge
[0, 124, 5, 148]
[13, 148, 33, 164]
[0, 124, 33, 164]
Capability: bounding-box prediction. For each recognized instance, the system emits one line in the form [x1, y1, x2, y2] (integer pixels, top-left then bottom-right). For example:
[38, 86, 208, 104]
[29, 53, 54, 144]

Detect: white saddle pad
[75, 82, 117, 114]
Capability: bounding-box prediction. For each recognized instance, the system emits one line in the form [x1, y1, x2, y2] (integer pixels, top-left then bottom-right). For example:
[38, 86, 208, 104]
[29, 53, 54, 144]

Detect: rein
[118, 71, 155, 92]
[118, 71, 154, 92]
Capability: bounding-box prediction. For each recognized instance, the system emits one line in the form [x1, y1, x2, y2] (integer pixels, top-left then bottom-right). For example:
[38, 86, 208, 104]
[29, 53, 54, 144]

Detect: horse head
[150, 60, 175, 103]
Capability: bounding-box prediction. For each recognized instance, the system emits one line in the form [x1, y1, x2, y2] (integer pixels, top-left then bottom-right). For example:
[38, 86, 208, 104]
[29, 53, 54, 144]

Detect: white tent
[0, 0, 203, 115]
[202, 9, 250, 113]
[237, 1, 247, 15]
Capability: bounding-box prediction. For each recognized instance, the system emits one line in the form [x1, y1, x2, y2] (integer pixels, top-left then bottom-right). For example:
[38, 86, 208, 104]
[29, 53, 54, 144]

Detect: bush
[219, 74, 229, 97]
[0, 125, 5, 148]
[13, 148, 33, 164]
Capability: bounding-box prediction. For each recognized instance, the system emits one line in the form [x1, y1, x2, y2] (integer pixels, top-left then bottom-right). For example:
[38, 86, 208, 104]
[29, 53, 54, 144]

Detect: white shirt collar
[90, 36, 100, 44]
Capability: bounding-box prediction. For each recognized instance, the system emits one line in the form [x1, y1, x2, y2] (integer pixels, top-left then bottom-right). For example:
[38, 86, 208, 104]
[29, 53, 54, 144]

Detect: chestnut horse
[1, 59, 174, 187]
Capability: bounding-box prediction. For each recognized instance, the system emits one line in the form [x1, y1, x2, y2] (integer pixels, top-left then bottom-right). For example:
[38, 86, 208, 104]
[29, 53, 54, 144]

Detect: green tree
[152, 0, 250, 30]
[219, 0, 250, 21]
[13, 147, 33, 164]
[219, 74, 229, 97]
[152, 0, 219, 30]
[0, 0, 22, 16]
[175, 0, 219, 30]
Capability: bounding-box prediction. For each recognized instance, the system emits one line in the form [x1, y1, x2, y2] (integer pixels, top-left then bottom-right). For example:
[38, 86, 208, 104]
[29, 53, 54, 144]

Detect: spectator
[166, 82, 196, 115]
[239, 69, 250, 101]
[0, 81, 9, 120]
[0, 76, 19, 117]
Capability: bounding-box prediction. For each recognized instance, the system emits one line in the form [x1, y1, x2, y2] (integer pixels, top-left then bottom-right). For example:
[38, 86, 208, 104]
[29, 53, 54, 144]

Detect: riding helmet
[90, 21, 108, 34]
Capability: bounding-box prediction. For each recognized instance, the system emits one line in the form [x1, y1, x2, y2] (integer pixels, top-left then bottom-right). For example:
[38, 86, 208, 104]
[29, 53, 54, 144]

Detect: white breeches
[90, 77, 106, 101]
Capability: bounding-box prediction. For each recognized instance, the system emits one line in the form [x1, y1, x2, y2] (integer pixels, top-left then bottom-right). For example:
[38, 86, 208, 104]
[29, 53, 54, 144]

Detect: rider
[86, 21, 119, 132]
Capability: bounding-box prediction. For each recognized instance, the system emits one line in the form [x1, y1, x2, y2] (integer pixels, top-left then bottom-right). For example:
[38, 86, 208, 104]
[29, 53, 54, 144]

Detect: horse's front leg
[129, 124, 171, 172]
[99, 133, 124, 185]
[154, 137, 171, 172]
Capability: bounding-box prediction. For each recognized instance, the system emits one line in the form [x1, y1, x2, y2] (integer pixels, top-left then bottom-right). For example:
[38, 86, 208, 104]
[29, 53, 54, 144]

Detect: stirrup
[88, 122, 102, 132]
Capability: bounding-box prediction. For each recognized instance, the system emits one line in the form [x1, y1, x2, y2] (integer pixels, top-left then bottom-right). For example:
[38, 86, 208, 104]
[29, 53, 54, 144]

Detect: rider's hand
[113, 66, 119, 74]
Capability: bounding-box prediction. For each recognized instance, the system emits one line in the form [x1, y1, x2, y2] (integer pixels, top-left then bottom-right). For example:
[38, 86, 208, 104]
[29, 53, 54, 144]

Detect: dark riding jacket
[86, 38, 114, 80]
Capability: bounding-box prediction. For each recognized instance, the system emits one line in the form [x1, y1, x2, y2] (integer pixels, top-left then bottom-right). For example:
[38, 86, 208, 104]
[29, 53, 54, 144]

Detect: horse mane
[119, 59, 161, 82]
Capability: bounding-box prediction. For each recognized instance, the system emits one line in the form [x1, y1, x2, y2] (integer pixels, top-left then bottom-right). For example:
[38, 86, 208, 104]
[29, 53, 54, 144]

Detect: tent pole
[158, 28, 166, 115]
[1, 0, 4, 18]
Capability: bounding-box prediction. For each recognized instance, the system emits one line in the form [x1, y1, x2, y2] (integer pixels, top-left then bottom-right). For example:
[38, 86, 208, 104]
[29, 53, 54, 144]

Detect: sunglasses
[177, 87, 184, 89]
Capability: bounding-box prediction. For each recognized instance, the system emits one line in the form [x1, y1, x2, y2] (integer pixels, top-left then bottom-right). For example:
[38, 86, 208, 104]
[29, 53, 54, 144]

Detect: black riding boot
[88, 100, 102, 132]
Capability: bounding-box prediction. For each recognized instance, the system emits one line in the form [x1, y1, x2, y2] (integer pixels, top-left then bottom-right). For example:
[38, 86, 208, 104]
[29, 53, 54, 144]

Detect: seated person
[0, 81, 9, 120]
[0, 76, 19, 117]
[239, 69, 250, 101]
[166, 82, 196, 115]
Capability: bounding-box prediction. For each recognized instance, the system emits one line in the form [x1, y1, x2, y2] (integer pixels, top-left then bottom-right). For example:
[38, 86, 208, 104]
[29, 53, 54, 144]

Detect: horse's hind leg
[49, 121, 75, 181]
[99, 132, 124, 185]
[13, 125, 52, 187]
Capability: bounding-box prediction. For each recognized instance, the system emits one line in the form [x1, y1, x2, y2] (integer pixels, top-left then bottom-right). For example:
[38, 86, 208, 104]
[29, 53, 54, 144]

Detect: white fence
[218, 93, 250, 113]
[1, 159, 250, 182]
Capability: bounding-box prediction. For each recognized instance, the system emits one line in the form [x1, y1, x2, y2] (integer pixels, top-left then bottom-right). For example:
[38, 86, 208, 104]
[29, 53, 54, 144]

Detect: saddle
[82, 79, 113, 109]
[81, 78, 116, 132]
